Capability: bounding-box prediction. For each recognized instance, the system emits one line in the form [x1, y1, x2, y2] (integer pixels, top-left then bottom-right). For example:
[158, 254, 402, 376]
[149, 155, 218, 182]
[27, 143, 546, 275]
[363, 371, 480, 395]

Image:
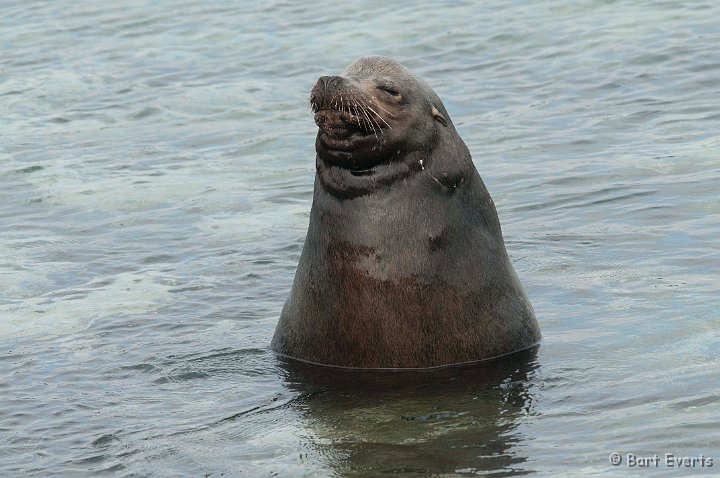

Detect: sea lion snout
[314, 109, 361, 138]
[317, 75, 343, 93]
[311, 75, 350, 112]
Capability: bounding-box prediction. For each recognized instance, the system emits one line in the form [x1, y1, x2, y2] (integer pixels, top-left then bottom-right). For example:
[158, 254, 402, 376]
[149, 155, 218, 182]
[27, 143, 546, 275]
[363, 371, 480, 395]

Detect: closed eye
[378, 85, 400, 96]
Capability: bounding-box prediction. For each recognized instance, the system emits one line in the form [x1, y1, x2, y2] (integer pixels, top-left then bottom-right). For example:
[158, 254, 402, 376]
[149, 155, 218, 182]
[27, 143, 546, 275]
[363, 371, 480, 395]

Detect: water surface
[1, 1, 719, 476]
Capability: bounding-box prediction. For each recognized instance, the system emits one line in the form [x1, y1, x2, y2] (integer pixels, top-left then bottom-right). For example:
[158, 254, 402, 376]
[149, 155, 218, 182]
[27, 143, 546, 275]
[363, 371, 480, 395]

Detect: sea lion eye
[378, 85, 401, 97]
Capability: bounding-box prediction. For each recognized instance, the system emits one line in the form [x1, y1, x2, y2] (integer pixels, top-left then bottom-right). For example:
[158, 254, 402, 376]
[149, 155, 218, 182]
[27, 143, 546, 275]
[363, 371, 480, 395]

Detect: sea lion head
[310, 56, 457, 197]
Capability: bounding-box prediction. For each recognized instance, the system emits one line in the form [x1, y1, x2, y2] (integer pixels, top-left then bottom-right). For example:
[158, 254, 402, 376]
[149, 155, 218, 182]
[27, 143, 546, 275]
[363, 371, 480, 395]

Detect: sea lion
[272, 56, 540, 369]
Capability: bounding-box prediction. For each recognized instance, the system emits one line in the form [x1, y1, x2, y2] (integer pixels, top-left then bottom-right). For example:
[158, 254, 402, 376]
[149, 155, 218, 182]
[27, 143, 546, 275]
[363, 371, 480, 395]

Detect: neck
[315, 150, 428, 200]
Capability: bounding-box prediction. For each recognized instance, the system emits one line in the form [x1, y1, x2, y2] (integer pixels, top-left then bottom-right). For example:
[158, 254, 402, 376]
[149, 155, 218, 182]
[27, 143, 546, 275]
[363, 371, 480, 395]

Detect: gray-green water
[2, 1, 719, 476]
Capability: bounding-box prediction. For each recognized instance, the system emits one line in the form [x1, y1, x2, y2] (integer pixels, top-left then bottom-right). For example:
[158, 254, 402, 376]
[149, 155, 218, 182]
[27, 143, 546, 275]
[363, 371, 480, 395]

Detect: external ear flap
[432, 106, 448, 127]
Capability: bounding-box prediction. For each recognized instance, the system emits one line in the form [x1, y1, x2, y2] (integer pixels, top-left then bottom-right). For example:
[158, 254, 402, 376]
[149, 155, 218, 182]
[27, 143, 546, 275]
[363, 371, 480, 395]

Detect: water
[1, 0, 719, 476]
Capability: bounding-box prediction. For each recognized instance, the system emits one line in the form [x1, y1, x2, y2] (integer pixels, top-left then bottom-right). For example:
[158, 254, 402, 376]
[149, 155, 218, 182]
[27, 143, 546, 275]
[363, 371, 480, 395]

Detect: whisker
[362, 102, 393, 130]
[353, 103, 366, 129]
[358, 104, 379, 141]
[360, 101, 385, 132]
[370, 101, 397, 118]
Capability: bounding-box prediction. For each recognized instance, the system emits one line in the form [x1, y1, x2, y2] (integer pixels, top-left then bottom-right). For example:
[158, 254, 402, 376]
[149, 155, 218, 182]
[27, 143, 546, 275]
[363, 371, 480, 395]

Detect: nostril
[328, 76, 343, 88]
[318, 76, 332, 90]
[318, 75, 343, 91]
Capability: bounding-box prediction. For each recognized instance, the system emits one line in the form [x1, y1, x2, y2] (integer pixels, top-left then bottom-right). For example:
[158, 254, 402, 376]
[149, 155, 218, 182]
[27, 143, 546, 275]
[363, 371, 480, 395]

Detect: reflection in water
[277, 348, 540, 476]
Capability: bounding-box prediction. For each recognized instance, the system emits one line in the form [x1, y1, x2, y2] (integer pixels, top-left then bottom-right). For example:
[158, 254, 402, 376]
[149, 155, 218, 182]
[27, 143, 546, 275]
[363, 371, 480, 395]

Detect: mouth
[309, 81, 393, 170]
[313, 108, 376, 151]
